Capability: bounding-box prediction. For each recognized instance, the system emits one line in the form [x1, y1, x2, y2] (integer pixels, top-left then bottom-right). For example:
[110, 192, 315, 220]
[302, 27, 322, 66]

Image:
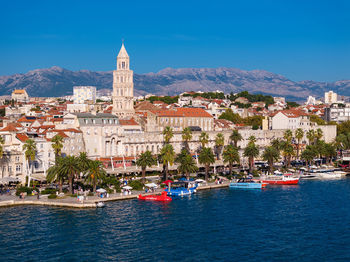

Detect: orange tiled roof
[151, 108, 213, 118]
[119, 118, 139, 126]
[16, 133, 29, 142]
[0, 125, 18, 132]
[12, 89, 26, 94]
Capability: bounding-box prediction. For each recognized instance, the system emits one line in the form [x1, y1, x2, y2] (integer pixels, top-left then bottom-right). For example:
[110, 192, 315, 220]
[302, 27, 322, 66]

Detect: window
[15, 156, 20, 162]
[16, 165, 21, 172]
[8, 166, 12, 172]
[122, 62, 125, 69]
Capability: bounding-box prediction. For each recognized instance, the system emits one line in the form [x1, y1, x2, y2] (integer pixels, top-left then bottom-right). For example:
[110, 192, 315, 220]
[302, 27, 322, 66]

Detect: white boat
[96, 201, 105, 208]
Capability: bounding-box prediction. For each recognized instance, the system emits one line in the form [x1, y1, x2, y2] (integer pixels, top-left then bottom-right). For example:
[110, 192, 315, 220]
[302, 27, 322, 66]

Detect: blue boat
[164, 181, 197, 196]
[229, 178, 267, 189]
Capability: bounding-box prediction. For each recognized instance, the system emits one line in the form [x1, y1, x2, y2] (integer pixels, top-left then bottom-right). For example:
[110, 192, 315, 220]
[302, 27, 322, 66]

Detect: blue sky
[1, 0, 349, 82]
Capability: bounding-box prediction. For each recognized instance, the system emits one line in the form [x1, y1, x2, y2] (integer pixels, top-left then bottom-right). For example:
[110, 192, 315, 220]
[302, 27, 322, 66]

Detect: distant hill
[0, 66, 349, 101]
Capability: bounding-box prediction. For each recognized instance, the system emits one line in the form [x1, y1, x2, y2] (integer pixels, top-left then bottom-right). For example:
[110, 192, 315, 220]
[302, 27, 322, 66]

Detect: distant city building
[306, 96, 316, 105]
[324, 103, 350, 123]
[273, 97, 286, 104]
[112, 43, 135, 118]
[11, 89, 29, 103]
[325, 91, 337, 104]
[73, 86, 96, 104]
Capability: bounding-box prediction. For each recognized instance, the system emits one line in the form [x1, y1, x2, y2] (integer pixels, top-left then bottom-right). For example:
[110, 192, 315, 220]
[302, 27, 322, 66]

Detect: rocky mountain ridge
[0, 66, 349, 101]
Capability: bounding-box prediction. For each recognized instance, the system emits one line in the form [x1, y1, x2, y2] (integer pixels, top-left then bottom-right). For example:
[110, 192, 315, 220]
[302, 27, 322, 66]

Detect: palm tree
[0, 136, 4, 159]
[306, 129, 315, 145]
[51, 134, 64, 164]
[160, 144, 175, 181]
[301, 148, 315, 168]
[199, 131, 209, 148]
[262, 146, 280, 174]
[59, 156, 80, 194]
[315, 128, 323, 142]
[243, 141, 259, 173]
[176, 149, 198, 180]
[47, 159, 66, 192]
[281, 141, 294, 167]
[23, 139, 37, 186]
[77, 152, 91, 176]
[136, 151, 157, 183]
[198, 147, 215, 181]
[182, 127, 192, 152]
[23, 138, 37, 164]
[230, 129, 242, 148]
[248, 136, 256, 144]
[283, 129, 293, 143]
[324, 143, 336, 164]
[222, 145, 240, 176]
[85, 160, 106, 192]
[163, 126, 174, 144]
[214, 133, 225, 160]
[271, 138, 282, 152]
[295, 128, 304, 159]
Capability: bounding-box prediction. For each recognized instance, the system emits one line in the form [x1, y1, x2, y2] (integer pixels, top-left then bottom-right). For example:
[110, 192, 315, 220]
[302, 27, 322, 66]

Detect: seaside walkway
[0, 182, 230, 208]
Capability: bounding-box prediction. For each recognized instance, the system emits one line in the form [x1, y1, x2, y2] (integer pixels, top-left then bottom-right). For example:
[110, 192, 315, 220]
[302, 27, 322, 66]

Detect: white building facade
[73, 86, 96, 104]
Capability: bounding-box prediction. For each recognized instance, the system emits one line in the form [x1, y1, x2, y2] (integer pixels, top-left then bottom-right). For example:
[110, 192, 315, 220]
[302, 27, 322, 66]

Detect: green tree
[262, 146, 280, 174]
[23, 139, 37, 163]
[315, 128, 323, 142]
[85, 160, 106, 192]
[198, 147, 215, 181]
[243, 141, 259, 173]
[199, 131, 209, 148]
[160, 144, 175, 181]
[306, 129, 315, 145]
[295, 128, 304, 159]
[271, 138, 282, 152]
[218, 108, 243, 124]
[323, 143, 336, 164]
[77, 152, 91, 175]
[51, 135, 64, 165]
[281, 141, 294, 167]
[176, 149, 198, 180]
[301, 148, 316, 168]
[136, 151, 157, 183]
[230, 129, 242, 148]
[163, 126, 174, 144]
[214, 133, 225, 160]
[60, 156, 80, 194]
[47, 158, 66, 192]
[283, 129, 293, 143]
[182, 127, 192, 152]
[0, 136, 4, 159]
[222, 145, 240, 176]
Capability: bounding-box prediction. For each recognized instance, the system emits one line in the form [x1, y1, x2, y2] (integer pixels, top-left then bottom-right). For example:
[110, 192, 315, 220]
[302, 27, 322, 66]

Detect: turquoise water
[1, 180, 350, 261]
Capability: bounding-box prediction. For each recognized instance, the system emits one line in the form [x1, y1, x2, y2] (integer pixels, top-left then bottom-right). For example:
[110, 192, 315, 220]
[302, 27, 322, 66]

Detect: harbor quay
[0, 182, 230, 208]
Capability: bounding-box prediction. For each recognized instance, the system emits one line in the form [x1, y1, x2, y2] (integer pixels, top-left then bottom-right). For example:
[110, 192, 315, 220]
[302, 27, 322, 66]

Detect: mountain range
[0, 66, 349, 101]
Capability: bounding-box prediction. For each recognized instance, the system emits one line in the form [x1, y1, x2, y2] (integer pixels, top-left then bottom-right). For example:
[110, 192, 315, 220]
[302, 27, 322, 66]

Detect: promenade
[0, 182, 230, 209]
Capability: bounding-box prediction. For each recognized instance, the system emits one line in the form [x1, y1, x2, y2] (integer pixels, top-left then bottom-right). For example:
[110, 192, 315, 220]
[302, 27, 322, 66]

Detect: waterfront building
[73, 86, 96, 104]
[112, 43, 135, 118]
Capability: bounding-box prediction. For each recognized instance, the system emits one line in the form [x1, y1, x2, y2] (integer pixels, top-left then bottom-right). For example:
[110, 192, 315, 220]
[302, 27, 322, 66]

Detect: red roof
[119, 118, 139, 126]
[151, 108, 212, 118]
[0, 125, 19, 132]
[16, 133, 29, 142]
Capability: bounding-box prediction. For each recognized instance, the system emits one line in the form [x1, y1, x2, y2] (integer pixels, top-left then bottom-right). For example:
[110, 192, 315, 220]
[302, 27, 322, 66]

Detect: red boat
[138, 191, 172, 201]
[259, 174, 299, 185]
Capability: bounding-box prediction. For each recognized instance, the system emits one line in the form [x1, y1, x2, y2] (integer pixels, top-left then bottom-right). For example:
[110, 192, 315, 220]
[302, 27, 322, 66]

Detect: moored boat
[138, 191, 172, 201]
[259, 173, 299, 185]
[229, 178, 267, 189]
[164, 181, 197, 196]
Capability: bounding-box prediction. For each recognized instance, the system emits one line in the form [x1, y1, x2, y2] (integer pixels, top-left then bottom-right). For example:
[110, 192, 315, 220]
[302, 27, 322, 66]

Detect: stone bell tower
[112, 43, 135, 118]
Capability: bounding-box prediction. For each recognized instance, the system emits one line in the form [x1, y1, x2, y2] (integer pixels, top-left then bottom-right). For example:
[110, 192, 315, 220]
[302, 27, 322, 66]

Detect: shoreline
[0, 182, 230, 209]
